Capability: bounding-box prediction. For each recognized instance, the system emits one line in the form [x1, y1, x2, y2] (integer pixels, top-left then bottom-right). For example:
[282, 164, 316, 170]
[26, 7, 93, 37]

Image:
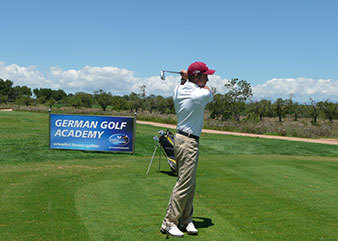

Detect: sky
[0, 0, 337, 103]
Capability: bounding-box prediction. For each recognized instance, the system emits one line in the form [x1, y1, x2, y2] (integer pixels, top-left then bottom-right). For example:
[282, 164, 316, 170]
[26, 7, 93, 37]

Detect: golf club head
[160, 70, 165, 80]
[160, 70, 181, 80]
[158, 130, 165, 136]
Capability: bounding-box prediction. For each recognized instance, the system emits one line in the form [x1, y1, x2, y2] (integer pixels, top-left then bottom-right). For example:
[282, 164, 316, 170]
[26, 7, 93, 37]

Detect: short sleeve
[192, 88, 213, 106]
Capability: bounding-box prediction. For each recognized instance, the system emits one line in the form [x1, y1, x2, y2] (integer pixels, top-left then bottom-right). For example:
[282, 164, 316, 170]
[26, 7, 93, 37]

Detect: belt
[177, 130, 199, 140]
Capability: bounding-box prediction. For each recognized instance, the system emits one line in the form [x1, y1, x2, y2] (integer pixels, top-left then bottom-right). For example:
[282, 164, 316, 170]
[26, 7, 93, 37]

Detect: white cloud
[48, 65, 137, 95]
[1, 61, 337, 102]
[253, 77, 338, 102]
[0, 61, 229, 97]
[208, 75, 230, 93]
[48, 65, 182, 96]
[0, 61, 54, 89]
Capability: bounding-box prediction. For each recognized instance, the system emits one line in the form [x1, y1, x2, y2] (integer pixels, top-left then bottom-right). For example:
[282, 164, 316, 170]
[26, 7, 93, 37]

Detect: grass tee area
[0, 111, 337, 241]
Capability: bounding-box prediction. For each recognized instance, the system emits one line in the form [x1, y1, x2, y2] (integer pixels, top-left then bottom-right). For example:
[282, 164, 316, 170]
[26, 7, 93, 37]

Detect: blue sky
[1, 0, 337, 102]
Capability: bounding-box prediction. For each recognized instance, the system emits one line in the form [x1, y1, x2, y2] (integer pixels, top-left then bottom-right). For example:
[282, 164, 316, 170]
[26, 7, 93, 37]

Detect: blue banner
[49, 114, 135, 153]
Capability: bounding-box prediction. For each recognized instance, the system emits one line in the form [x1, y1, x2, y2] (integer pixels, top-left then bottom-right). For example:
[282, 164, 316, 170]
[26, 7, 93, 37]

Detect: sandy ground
[137, 120, 338, 146]
[0, 109, 13, 111]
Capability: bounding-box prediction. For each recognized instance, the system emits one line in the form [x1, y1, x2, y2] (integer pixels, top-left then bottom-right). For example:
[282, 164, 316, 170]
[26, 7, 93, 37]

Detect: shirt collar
[185, 81, 199, 89]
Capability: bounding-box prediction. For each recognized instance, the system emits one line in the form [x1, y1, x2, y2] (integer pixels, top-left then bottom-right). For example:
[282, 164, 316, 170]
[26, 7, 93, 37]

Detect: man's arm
[203, 85, 214, 95]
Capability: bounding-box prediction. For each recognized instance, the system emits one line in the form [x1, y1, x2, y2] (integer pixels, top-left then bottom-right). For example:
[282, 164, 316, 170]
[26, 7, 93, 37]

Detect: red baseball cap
[187, 61, 215, 76]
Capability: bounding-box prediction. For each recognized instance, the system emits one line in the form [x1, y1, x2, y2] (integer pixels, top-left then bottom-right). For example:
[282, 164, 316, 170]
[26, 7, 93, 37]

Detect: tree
[36, 96, 47, 104]
[94, 90, 113, 111]
[33, 88, 66, 103]
[68, 95, 82, 109]
[33, 88, 53, 100]
[0, 79, 14, 102]
[207, 79, 252, 121]
[318, 100, 338, 122]
[286, 98, 302, 121]
[139, 85, 146, 99]
[157, 97, 175, 114]
[46, 98, 56, 108]
[309, 98, 319, 124]
[128, 92, 142, 113]
[138, 85, 147, 112]
[164, 97, 175, 114]
[273, 98, 288, 122]
[257, 99, 272, 121]
[16, 96, 33, 106]
[110, 95, 129, 111]
[246, 99, 272, 121]
[224, 78, 253, 121]
[145, 94, 157, 114]
[51, 89, 67, 101]
[13, 86, 32, 100]
[208, 94, 228, 120]
[0, 95, 9, 105]
[75, 92, 95, 108]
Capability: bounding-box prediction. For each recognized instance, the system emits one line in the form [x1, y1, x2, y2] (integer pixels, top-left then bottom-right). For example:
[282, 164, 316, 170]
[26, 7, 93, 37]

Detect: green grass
[0, 111, 337, 241]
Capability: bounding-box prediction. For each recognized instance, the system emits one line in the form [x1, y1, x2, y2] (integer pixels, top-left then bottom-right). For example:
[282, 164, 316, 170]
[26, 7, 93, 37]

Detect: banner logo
[109, 134, 130, 146]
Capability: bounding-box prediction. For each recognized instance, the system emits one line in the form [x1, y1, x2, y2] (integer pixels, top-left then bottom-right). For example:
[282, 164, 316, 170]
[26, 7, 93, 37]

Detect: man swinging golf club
[160, 61, 215, 237]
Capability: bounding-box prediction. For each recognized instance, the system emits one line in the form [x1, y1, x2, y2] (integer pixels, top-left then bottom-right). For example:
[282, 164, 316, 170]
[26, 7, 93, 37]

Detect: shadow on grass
[160, 170, 177, 177]
[193, 217, 214, 229]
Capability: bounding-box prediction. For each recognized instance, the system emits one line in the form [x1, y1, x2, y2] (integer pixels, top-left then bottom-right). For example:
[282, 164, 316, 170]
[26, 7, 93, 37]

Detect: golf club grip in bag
[158, 130, 177, 173]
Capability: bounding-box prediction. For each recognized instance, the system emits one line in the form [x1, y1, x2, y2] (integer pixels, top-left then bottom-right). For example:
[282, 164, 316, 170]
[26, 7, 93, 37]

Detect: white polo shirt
[173, 81, 214, 137]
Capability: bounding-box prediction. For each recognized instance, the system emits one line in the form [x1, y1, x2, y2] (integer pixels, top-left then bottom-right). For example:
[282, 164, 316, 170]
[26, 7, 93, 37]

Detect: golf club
[160, 70, 181, 80]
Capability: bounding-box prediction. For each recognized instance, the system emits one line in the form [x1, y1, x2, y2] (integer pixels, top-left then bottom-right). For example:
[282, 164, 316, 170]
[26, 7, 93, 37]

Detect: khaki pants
[162, 133, 199, 227]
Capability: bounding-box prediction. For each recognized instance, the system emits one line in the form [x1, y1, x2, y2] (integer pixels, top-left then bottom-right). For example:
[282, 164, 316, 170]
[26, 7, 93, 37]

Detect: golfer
[161, 61, 215, 237]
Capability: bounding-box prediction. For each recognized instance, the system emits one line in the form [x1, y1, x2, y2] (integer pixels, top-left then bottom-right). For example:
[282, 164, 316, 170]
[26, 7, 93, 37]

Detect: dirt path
[137, 120, 338, 146]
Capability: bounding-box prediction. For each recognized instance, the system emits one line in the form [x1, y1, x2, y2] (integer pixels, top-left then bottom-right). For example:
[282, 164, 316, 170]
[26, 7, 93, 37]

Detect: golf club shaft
[163, 70, 181, 74]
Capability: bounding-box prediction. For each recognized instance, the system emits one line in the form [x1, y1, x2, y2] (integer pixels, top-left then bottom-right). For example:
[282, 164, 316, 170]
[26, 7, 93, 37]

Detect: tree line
[0, 79, 174, 115]
[1, 78, 337, 123]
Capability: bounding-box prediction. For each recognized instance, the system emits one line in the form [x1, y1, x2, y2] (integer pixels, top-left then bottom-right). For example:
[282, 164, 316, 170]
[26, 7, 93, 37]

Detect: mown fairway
[0, 111, 337, 241]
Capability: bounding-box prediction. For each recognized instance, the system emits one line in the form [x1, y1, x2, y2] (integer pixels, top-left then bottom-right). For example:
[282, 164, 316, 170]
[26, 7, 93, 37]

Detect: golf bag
[146, 130, 177, 175]
[158, 130, 177, 173]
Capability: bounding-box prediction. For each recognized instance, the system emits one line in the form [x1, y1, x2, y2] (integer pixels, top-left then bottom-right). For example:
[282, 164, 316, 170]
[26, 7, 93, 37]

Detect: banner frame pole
[132, 112, 137, 154]
[48, 108, 51, 150]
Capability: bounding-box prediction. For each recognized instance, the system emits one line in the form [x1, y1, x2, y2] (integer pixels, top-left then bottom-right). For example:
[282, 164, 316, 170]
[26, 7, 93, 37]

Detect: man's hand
[180, 70, 188, 80]
[203, 85, 214, 94]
